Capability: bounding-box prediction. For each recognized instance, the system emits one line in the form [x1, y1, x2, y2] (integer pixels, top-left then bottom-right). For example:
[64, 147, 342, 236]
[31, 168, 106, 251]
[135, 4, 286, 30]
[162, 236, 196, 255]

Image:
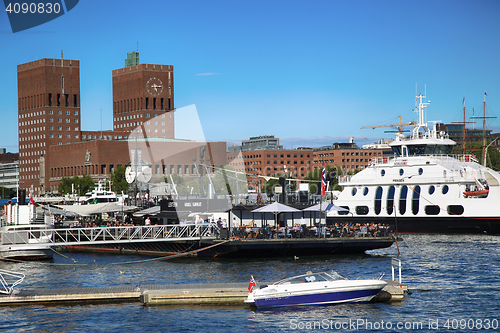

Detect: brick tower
[17, 53, 81, 195]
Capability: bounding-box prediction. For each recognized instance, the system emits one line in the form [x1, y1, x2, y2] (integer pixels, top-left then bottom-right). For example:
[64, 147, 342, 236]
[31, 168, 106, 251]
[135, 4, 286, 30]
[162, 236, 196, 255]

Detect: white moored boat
[0, 202, 53, 260]
[328, 92, 500, 234]
[245, 271, 386, 308]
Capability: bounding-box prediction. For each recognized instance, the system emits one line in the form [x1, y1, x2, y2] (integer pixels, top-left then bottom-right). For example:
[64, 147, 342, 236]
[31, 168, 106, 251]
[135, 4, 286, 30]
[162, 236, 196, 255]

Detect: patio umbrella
[251, 202, 301, 228]
[302, 203, 349, 212]
[251, 202, 301, 213]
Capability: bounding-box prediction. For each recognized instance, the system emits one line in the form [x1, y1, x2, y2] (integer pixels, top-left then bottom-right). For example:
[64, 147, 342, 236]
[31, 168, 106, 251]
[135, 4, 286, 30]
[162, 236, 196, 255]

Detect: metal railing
[0, 224, 217, 246]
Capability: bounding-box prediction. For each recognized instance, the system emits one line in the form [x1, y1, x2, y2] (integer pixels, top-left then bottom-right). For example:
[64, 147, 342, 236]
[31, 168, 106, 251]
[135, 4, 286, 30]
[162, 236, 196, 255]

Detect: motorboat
[244, 271, 386, 308]
[328, 92, 500, 234]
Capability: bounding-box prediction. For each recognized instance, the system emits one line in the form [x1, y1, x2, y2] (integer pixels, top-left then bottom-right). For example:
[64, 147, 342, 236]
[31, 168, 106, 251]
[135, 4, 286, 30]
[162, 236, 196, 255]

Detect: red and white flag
[321, 160, 326, 198]
[248, 276, 256, 293]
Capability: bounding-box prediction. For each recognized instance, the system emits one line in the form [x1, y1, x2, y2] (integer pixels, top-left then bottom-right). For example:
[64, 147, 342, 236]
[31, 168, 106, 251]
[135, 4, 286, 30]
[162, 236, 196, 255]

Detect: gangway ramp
[0, 224, 217, 247]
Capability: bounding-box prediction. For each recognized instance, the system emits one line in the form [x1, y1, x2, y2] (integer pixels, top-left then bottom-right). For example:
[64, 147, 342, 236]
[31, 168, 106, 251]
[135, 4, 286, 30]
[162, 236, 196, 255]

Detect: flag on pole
[485, 90, 487, 96]
[321, 160, 326, 198]
[248, 276, 256, 293]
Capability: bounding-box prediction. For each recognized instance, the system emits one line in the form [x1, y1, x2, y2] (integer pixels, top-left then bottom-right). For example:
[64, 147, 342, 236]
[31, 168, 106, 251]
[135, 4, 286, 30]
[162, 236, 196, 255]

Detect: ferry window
[338, 206, 350, 215]
[408, 145, 426, 156]
[399, 185, 408, 215]
[424, 145, 436, 155]
[356, 206, 369, 215]
[381, 170, 385, 177]
[363, 187, 369, 196]
[412, 185, 421, 215]
[429, 185, 435, 195]
[425, 205, 440, 215]
[374, 186, 383, 215]
[447, 205, 464, 215]
[418, 168, 424, 175]
[442, 185, 449, 194]
[352, 188, 357, 196]
[399, 169, 404, 176]
[391, 146, 401, 156]
[387, 186, 395, 215]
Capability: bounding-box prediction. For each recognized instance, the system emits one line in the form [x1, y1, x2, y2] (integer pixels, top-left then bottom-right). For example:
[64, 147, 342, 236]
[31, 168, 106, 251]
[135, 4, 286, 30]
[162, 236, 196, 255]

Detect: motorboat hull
[0, 245, 53, 261]
[253, 287, 383, 308]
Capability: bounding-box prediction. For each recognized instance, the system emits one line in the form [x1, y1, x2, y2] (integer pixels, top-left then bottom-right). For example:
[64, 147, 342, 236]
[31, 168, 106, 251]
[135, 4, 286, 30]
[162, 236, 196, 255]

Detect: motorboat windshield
[274, 271, 347, 285]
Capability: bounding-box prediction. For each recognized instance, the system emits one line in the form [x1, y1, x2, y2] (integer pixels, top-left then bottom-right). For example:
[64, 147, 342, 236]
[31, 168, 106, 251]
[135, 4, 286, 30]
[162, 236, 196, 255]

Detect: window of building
[49, 118, 53, 122]
[74, 119, 78, 123]
[49, 134, 53, 138]
[57, 126, 62, 130]
[74, 127, 79, 131]
[48, 110, 53, 114]
[57, 110, 62, 115]
[57, 134, 62, 138]
[48, 126, 53, 130]
[65, 126, 70, 131]
[65, 118, 70, 123]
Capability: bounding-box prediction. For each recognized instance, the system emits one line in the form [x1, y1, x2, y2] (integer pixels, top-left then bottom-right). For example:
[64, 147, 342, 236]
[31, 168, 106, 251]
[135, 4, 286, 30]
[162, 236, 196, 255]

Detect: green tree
[110, 165, 129, 194]
[452, 140, 500, 171]
[58, 174, 94, 195]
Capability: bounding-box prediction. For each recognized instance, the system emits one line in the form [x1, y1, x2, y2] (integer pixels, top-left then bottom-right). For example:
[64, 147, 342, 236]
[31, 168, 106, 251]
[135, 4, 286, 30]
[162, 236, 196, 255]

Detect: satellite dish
[125, 166, 135, 184]
[137, 165, 152, 183]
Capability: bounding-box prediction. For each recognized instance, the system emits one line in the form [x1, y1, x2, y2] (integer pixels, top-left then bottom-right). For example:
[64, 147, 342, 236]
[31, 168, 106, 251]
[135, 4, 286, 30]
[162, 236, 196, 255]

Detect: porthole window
[442, 185, 449, 194]
[447, 205, 464, 215]
[425, 205, 440, 215]
[429, 185, 435, 195]
[399, 169, 404, 176]
[418, 168, 424, 175]
[363, 187, 369, 196]
[381, 170, 385, 177]
[338, 206, 350, 215]
[352, 188, 357, 196]
[356, 206, 369, 215]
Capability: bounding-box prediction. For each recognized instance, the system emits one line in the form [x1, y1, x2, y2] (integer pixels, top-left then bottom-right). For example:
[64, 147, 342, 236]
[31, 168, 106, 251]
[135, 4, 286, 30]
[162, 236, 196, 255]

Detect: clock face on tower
[147, 77, 163, 96]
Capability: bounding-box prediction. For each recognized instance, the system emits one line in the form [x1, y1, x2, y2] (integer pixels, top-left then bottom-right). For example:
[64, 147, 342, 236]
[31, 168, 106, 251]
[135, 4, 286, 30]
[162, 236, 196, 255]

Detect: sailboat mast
[482, 93, 487, 166]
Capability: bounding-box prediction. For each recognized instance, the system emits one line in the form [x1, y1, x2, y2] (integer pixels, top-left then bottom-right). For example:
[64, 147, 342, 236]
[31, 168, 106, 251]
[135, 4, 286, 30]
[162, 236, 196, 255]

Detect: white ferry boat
[0, 203, 53, 260]
[79, 180, 127, 205]
[328, 93, 500, 234]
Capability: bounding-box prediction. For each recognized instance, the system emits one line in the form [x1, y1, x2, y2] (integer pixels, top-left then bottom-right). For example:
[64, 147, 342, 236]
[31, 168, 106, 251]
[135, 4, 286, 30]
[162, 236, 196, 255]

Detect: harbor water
[0, 234, 499, 332]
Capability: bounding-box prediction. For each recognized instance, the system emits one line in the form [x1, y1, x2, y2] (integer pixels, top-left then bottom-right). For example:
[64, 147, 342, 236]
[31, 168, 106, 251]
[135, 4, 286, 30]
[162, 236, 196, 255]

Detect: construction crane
[361, 116, 416, 132]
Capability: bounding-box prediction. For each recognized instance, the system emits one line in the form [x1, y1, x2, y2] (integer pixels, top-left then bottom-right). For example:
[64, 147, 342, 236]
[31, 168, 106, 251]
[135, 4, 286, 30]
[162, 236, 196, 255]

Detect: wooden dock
[0, 281, 408, 306]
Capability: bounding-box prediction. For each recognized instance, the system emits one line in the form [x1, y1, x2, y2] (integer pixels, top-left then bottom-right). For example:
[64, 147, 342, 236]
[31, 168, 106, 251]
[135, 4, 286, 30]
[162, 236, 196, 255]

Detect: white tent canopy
[55, 203, 138, 216]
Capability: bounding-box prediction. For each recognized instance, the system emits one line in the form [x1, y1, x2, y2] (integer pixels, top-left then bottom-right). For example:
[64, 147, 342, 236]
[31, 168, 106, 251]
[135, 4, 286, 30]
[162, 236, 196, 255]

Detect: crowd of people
[224, 221, 392, 239]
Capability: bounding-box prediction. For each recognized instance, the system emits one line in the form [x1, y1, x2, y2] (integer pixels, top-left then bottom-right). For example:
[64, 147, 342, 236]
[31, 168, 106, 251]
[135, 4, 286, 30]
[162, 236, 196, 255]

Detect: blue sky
[1, 0, 500, 152]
